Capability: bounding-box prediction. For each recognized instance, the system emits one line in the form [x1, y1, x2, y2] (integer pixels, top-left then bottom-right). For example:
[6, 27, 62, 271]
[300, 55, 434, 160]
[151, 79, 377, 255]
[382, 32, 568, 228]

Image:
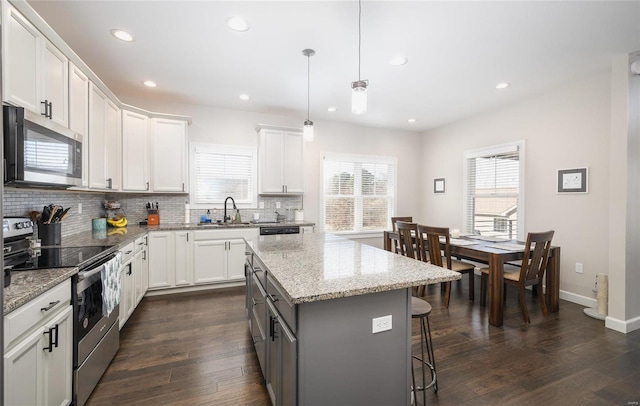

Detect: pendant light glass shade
[302, 49, 315, 142]
[351, 80, 368, 114]
[303, 119, 314, 141]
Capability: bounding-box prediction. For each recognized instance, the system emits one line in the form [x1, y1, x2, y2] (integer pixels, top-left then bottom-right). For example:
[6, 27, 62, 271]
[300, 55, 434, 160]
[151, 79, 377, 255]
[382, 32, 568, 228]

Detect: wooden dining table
[383, 231, 561, 327]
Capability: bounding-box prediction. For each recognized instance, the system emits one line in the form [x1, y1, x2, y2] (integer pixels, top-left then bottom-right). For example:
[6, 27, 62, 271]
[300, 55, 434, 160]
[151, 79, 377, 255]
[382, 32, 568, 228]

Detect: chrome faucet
[223, 197, 237, 223]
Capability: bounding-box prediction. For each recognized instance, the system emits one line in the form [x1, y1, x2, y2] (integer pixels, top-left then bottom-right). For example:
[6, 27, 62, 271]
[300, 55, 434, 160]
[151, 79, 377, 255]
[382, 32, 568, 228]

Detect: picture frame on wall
[557, 167, 588, 193]
[434, 178, 446, 194]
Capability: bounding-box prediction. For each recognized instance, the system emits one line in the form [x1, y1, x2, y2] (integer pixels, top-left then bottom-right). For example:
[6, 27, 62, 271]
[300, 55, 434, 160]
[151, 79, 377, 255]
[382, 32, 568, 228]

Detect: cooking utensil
[47, 206, 58, 224]
[55, 207, 71, 222]
[42, 206, 51, 223]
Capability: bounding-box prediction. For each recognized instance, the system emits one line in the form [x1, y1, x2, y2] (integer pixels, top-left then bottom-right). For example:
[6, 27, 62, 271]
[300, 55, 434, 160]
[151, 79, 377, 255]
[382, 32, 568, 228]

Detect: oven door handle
[78, 265, 104, 281]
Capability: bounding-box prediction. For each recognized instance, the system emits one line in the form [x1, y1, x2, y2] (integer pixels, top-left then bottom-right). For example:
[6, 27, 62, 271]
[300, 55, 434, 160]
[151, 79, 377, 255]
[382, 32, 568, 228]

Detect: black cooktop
[11, 245, 116, 271]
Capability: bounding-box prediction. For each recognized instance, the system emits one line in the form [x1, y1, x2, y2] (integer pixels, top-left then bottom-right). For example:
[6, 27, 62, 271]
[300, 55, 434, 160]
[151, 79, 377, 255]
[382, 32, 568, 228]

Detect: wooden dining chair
[395, 221, 419, 260]
[391, 216, 413, 254]
[416, 225, 476, 306]
[480, 230, 555, 323]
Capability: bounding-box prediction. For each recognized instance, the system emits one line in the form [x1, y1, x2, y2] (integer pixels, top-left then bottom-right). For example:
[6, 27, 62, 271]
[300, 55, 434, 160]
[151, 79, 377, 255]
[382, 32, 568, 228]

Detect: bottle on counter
[233, 209, 242, 224]
[184, 201, 190, 224]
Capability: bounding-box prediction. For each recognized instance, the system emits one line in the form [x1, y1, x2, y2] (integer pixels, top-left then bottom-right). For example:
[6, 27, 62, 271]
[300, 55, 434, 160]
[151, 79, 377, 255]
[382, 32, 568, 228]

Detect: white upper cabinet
[69, 62, 89, 187]
[88, 82, 120, 190]
[42, 39, 68, 127]
[2, 3, 68, 127]
[152, 118, 188, 192]
[122, 110, 150, 191]
[257, 126, 304, 194]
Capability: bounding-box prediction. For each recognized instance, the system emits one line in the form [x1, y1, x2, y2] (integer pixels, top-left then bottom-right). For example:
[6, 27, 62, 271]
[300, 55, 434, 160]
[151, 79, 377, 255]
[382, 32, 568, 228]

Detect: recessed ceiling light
[239, 94, 250, 101]
[408, 118, 416, 123]
[328, 107, 337, 112]
[111, 29, 134, 42]
[496, 82, 511, 89]
[227, 17, 250, 32]
[389, 56, 408, 66]
[143, 80, 157, 88]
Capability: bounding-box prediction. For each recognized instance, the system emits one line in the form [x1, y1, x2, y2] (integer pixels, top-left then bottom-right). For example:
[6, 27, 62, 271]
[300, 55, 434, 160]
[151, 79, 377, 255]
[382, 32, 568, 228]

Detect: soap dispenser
[233, 209, 242, 224]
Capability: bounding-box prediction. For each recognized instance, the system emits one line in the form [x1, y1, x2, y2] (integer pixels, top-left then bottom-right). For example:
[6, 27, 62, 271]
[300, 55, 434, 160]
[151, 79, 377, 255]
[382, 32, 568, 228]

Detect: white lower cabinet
[4, 280, 73, 406]
[119, 234, 149, 329]
[148, 228, 258, 291]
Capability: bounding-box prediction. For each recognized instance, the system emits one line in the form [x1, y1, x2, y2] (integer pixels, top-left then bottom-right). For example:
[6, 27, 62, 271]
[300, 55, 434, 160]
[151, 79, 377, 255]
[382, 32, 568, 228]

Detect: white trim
[605, 315, 640, 334]
[320, 151, 398, 233]
[462, 140, 525, 241]
[189, 142, 257, 209]
[559, 289, 597, 308]
[145, 280, 244, 296]
[331, 231, 383, 239]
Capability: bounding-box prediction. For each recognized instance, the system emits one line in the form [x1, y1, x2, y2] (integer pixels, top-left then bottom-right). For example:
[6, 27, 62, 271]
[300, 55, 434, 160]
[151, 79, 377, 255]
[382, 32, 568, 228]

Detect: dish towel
[101, 253, 122, 317]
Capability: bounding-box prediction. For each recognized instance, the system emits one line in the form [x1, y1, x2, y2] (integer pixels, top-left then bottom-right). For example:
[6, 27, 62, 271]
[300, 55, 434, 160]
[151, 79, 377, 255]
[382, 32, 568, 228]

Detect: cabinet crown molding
[255, 124, 302, 133]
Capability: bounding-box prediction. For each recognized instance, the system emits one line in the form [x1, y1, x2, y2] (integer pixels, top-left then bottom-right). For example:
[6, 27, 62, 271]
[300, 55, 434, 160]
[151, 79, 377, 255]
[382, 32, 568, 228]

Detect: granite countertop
[4, 221, 316, 315]
[4, 267, 77, 315]
[246, 232, 462, 304]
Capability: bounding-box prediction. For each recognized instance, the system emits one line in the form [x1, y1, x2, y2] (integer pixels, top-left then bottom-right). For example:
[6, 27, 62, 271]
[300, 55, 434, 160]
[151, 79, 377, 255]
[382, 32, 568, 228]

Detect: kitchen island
[245, 232, 461, 405]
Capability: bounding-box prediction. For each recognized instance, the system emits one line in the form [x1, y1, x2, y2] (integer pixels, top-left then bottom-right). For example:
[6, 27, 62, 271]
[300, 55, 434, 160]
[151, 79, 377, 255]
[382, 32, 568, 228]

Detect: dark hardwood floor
[87, 277, 640, 406]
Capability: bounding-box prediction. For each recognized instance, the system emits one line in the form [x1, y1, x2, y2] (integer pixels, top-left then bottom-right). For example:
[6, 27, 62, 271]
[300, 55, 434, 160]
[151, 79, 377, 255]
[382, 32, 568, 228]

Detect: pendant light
[351, 0, 368, 114]
[302, 48, 315, 142]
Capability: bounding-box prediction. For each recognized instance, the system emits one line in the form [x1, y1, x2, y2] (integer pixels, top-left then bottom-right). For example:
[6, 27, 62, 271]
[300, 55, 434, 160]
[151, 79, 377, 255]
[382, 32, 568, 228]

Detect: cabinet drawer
[195, 228, 257, 241]
[119, 241, 136, 263]
[134, 234, 147, 251]
[4, 279, 71, 348]
[266, 275, 296, 333]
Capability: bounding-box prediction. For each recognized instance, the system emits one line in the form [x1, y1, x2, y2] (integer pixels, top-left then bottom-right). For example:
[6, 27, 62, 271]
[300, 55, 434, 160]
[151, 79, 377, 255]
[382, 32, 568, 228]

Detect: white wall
[125, 98, 423, 228]
[420, 72, 612, 302]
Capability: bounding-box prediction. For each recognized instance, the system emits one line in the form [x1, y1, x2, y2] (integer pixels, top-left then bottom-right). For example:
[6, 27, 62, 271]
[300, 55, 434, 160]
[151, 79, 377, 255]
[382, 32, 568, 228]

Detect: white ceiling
[28, 1, 640, 132]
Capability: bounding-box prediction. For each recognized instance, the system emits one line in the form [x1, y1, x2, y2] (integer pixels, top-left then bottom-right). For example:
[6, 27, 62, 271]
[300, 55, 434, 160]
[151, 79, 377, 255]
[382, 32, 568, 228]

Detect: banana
[107, 217, 128, 227]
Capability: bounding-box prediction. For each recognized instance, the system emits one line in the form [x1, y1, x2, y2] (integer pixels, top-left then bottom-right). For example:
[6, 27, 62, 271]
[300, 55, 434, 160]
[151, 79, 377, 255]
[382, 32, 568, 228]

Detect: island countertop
[245, 232, 461, 304]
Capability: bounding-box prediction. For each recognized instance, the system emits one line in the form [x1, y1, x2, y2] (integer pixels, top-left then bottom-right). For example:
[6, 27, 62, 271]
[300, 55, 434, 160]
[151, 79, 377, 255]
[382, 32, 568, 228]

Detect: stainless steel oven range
[6, 218, 120, 406]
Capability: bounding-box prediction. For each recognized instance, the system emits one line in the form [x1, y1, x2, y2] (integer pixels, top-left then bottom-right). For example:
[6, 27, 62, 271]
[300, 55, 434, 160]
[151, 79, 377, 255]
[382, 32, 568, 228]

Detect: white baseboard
[145, 280, 244, 297]
[605, 315, 640, 333]
[559, 290, 640, 334]
[559, 290, 597, 308]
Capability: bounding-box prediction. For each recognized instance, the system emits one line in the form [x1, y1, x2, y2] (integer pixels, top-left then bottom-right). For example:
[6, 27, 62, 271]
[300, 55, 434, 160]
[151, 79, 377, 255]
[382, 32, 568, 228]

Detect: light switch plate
[372, 315, 392, 334]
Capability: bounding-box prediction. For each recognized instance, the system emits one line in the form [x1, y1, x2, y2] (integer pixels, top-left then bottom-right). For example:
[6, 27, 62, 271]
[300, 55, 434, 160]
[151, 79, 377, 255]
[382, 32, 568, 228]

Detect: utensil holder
[147, 210, 159, 226]
[38, 223, 62, 246]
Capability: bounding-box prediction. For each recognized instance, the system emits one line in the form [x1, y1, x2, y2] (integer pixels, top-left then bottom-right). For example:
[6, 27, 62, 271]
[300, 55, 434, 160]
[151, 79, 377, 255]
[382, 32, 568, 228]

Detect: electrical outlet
[575, 263, 583, 273]
[372, 315, 392, 334]
[259, 202, 265, 209]
[276, 202, 281, 209]
[78, 203, 82, 214]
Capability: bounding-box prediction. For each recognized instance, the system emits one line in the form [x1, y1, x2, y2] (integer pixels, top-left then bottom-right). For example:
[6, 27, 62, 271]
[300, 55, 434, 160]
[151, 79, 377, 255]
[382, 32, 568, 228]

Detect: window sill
[328, 231, 384, 239]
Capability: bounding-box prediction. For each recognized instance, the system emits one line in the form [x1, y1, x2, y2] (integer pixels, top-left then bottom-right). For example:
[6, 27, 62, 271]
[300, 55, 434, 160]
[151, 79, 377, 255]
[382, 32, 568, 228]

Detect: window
[190, 143, 257, 208]
[463, 141, 524, 240]
[322, 153, 396, 233]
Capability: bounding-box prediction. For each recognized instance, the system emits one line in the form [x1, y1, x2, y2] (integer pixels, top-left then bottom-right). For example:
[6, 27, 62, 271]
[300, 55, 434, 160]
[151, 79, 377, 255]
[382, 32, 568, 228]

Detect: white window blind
[322, 153, 396, 233]
[463, 142, 524, 240]
[191, 144, 256, 206]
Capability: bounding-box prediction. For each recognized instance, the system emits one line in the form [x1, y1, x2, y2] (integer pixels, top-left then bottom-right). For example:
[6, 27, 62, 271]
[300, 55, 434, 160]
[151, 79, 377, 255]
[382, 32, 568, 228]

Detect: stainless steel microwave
[3, 105, 82, 188]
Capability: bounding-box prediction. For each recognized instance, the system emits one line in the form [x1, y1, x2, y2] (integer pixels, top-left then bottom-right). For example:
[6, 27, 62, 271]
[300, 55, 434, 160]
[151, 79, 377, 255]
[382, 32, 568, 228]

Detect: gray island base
[245, 233, 461, 405]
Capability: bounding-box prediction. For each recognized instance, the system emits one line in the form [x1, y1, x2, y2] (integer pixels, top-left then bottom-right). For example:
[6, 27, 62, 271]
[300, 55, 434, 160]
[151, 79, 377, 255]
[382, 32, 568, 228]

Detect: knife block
[147, 210, 159, 225]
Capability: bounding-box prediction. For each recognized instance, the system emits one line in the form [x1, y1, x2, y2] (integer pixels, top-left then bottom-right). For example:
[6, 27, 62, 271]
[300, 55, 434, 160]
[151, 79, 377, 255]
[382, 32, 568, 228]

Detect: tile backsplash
[3, 188, 304, 237]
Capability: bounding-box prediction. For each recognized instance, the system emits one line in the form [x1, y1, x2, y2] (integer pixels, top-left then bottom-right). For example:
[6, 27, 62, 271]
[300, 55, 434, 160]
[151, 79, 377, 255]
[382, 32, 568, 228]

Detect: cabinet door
[122, 110, 150, 191]
[3, 3, 40, 113]
[152, 118, 188, 192]
[266, 301, 280, 405]
[4, 327, 43, 406]
[283, 131, 304, 193]
[42, 39, 69, 127]
[118, 270, 127, 330]
[301, 226, 315, 234]
[260, 129, 285, 193]
[280, 319, 297, 406]
[193, 240, 226, 284]
[141, 243, 149, 293]
[148, 232, 175, 289]
[122, 260, 135, 320]
[227, 239, 247, 280]
[134, 250, 145, 305]
[105, 99, 121, 191]
[69, 63, 89, 187]
[88, 83, 108, 189]
[42, 305, 73, 406]
[174, 231, 193, 286]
